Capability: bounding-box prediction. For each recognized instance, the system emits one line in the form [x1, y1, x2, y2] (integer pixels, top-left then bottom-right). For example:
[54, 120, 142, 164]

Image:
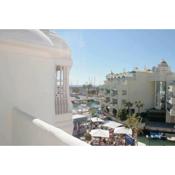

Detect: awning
[90, 129, 109, 138]
[114, 127, 132, 135]
[90, 117, 104, 123]
[102, 121, 123, 129]
[72, 114, 90, 121]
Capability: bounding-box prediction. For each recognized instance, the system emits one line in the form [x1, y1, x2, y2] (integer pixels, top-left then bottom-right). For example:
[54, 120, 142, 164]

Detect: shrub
[84, 133, 92, 141]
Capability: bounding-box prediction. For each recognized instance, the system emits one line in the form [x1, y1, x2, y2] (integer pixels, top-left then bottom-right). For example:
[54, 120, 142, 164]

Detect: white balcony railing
[168, 85, 175, 92]
[11, 108, 90, 146]
[170, 109, 175, 117]
[168, 97, 175, 105]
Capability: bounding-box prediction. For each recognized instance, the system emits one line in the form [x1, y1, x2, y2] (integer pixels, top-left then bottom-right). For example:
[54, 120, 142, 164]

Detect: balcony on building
[168, 97, 175, 105]
[112, 89, 118, 96]
[122, 90, 127, 95]
[170, 109, 175, 117]
[105, 89, 111, 96]
[105, 97, 110, 103]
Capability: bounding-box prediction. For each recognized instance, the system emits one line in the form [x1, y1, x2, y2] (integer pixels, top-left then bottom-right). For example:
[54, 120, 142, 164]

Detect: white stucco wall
[2, 108, 89, 146]
[0, 50, 55, 118]
[0, 30, 73, 144]
[103, 72, 157, 112]
[127, 73, 155, 111]
[0, 49, 56, 143]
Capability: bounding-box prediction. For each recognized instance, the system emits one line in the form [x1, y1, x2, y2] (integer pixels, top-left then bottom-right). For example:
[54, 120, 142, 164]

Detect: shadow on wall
[1, 108, 89, 146]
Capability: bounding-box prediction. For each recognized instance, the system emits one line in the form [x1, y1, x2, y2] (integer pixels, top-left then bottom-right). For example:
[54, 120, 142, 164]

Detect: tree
[125, 114, 142, 145]
[135, 101, 144, 114]
[89, 108, 97, 117]
[117, 108, 128, 121]
[84, 133, 92, 143]
[125, 114, 141, 129]
[124, 101, 133, 115]
[89, 89, 96, 96]
[72, 87, 80, 94]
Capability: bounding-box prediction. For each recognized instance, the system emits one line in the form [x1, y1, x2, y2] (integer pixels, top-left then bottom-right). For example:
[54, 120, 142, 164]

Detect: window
[105, 97, 110, 103]
[122, 99, 126, 105]
[55, 65, 68, 115]
[105, 89, 110, 95]
[112, 98, 118, 105]
[122, 90, 127, 95]
[56, 66, 64, 96]
[112, 89, 118, 96]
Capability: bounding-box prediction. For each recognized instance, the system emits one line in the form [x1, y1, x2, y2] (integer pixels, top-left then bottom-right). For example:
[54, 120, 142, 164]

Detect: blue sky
[54, 30, 175, 85]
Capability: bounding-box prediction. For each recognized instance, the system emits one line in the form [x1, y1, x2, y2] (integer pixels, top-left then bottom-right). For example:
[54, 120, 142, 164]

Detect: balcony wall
[169, 97, 175, 105]
[170, 109, 175, 117]
[168, 85, 175, 92]
[9, 108, 89, 146]
[166, 110, 175, 123]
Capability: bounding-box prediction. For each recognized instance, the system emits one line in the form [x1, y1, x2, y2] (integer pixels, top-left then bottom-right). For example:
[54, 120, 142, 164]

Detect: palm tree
[125, 114, 142, 145]
[125, 114, 140, 129]
[135, 101, 144, 114]
[117, 108, 127, 121]
[124, 101, 133, 115]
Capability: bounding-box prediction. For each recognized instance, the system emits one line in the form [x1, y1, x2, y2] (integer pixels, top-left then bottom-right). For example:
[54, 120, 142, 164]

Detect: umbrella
[114, 127, 132, 135]
[90, 129, 109, 138]
[102, 121, 123, 129]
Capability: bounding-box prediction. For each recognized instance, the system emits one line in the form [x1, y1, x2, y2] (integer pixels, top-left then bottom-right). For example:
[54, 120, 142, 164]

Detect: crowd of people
[73, 119, 136, 146]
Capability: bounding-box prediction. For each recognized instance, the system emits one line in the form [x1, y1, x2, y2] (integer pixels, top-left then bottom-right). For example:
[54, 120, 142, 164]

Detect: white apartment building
[0, 29, 88, 145]
[101, 60, 175, 123]
[167, 82, 175, 123]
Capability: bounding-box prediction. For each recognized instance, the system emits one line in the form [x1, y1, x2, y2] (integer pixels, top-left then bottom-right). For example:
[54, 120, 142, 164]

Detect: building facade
[0, 29, 80, 145]
[101, 60, 175, 123]
[167, 82, 175, 123]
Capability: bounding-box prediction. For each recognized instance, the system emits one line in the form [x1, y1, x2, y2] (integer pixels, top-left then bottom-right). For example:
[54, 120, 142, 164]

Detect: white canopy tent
[90, 129, 109, 138]
[90, 117, 104, 123]
[77, 107, 89, 113]
[114, 127, 132, 135]
[72, 114, 90, 122]
[102, 121, 123, 129]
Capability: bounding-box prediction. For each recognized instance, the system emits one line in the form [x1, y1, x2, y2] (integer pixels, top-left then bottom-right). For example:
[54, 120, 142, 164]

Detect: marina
[71, 97, 175, 146]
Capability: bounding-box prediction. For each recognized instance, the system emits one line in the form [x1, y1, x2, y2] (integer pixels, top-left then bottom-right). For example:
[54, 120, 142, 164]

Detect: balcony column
[65, 66, 69, 113]
[56, 65, 60, 115]
[60, 66, 63, 114]
[62, 66, 65, 113]
[63, 66, 67, 113]
[66, 67, 71, 112]
[62, 66, 64, 114]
